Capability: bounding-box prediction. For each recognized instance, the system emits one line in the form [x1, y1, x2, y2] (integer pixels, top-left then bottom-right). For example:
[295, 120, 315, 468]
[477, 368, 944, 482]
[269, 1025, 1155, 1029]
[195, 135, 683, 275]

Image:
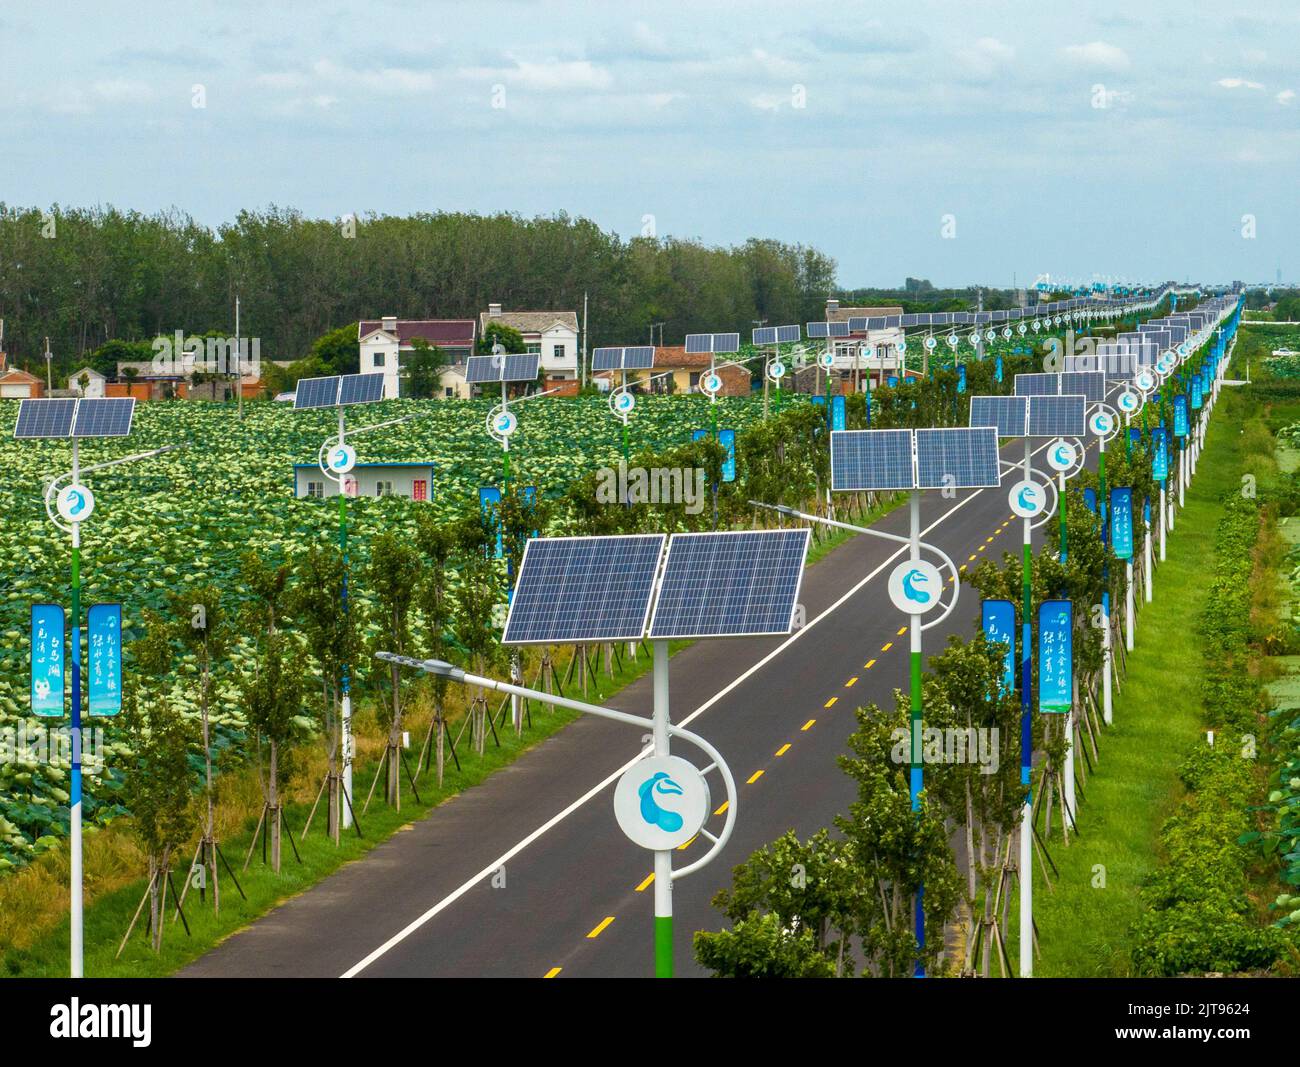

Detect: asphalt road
[182, 433, 1094, 979]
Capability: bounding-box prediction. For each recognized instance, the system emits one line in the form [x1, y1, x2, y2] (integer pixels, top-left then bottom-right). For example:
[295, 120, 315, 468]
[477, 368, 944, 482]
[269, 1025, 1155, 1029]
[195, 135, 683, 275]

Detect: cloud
[1216, 77, 1265, 90]
[1277, 89, 1296, 105]
[1062, 41, 1130, 71]
[460, 58, 612, 92]
[90, 79, 154, 104]
[816, 22, 927, 56]
[953, 37, 1015, 81]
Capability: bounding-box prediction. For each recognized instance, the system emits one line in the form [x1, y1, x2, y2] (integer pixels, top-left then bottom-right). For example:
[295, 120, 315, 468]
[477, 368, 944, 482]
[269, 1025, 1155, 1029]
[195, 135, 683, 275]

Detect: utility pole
[582, 291, 588, 389]
[235, 296, 243, 419]
[44, 337, 53, 392]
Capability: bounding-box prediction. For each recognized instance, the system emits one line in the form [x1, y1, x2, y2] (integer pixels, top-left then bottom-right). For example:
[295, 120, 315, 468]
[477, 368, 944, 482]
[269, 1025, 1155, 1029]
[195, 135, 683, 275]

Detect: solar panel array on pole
[970, 395, 1028, 437]
[775, 325, 801, 343]
[1026, 394, 1086, 437]
[684, 333, 740, 354]
[338, 372, 385, 406]
[647, 530, 810, 640]
[502, 534, 666, 645]
[752, 326, 777, 345]
[13, 398, 137, 439]
[14, 398, 78, 438]
[72, 398, 135, 437]
[294, 375, 341, 409]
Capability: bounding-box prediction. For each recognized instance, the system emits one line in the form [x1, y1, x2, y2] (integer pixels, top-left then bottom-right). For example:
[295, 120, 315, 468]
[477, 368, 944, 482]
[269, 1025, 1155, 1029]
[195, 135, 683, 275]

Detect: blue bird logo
[68, 489, 87, 516]
[901, 568, 930, 604]
[1053, 445, 1071, 467]
[1018, 486, 1038, 511]
[638, 772, 684, 832]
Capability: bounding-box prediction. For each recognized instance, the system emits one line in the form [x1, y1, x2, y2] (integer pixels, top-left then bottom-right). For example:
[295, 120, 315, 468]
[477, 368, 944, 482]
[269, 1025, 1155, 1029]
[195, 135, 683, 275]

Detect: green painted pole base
[655, 915, 673, 977]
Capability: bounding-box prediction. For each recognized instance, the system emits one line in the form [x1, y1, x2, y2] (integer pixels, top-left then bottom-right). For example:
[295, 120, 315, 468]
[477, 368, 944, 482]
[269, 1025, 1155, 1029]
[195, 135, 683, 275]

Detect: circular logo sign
[1017, 322, 1027, 335]
[327, 442, 357, 474]
[701, 371, 722, 395]
[1177, 343, 1189, 358]
[767, 360, 786, 381]
[57, 484, 95, 523]
[947, 333, 959, 348]
[1054, 315, 1062, 326]
[1047, 438, 1076, 472]
[925, 335, 937, 350]
[613, 755, 710, 851]
[1002, 327, 1012, 340]
[613, 390, 636, 415]
[488, 408, 518, 438]
[1032, 320, 1041, 332]
[1135, 370, 1155, 393]
[1117, 389, 1140, 413]
[888, 558, 944, 615]
[1009, 479, 1046, 518]
[1089, 410, 1114, 437]
[818, 350, 835, 369]
[897, 338, 908, 354]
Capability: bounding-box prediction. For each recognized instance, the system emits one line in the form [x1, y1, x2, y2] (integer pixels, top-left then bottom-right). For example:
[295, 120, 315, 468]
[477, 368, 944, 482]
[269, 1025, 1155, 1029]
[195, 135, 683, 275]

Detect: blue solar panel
[339, 373, 384, 406]
[713, 332, 740, 353]
[622, 346, 655, 370]
[830, 429, 914, 491]
[591, 347, 623, 370]
[14, 398, 77, 439]
[1014, 373, 1058, 397]
[294, 375, 341, 409]
[847, 317, 868, 331]
[775, 325, 801, 343]
[72, 398, 135, 438]
[502, 534, 666, 645]
[915, 427, 1001, 489]
[752, 327, 777, 345]
[1027, 395, 1086, 437]
[806, 322, 830, 339]
[828, 321, 850, 338]
[684, 335, 712, 354]
[647, 530, 810, 640]
[970, 395, 1027, 436]
[503, 353, 540, 381]
[1060, 371, 1106, 404]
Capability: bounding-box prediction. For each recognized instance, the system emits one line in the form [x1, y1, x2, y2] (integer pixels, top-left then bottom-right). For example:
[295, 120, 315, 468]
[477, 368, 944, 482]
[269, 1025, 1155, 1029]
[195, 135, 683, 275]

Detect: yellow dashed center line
[587, 917, 615, 939]
[678, 835, 697, 851]
[881, 642, 893, 652]
[714, 800, 730, 815]
[824, 696, 838, 708]
[801, 719, 816, 731]
[776, 743, 791, 756]
[747, 770, 765, 785]
[985, 536, 995, 544]
[845, 676, 858, 687]
[978, 544, 986, 552]
[897, 626, 907, 636]
[864, 658, 877, 669]
[545, 967, 562, 978]
[635, 872, 655, 892]
[959, 563, 967, 572]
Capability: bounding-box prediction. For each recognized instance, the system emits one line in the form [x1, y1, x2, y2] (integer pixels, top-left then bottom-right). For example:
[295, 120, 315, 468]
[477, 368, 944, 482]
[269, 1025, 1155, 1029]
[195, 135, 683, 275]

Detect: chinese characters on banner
[30, 604, 65, 717]
[87, 603, 122, 716]
[1173, 395, 1189, 438]
[1110, 487, 1134, 561]
[1152, 427, 1169, 482]
[981, 599, 1016, 698]
[479, 486, 503, 558]
[1037, 600, 1073, 715]
[831, 396, 845, 432]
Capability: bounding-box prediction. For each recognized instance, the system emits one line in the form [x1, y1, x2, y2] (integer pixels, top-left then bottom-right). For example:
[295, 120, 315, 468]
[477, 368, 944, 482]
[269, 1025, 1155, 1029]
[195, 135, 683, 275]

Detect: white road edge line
[341, 437, 1057, 977]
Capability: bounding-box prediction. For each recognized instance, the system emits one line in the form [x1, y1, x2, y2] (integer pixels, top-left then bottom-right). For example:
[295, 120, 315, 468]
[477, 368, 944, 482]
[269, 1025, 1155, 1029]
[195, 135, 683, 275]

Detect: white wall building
[358, 317, 477, 399]
[478, 303, 579, 380]
[67, 367, 107, 398]
[294, 462, 435, 501]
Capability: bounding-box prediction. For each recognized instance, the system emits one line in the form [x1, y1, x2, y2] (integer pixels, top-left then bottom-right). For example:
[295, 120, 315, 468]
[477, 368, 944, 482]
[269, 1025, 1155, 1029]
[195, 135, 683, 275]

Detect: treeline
[0, 204, 836, 374]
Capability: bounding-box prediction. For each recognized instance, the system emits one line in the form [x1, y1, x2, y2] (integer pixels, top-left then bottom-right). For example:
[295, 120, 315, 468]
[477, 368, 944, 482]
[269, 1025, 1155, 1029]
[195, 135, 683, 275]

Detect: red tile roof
[359, 320, 476, 347]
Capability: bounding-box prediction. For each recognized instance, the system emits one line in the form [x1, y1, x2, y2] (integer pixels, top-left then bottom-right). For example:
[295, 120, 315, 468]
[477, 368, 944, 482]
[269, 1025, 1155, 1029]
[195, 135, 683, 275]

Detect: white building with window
[293, 462, 435, 501]
[358, 318, 476, 399]
[478, 303, 579, 380]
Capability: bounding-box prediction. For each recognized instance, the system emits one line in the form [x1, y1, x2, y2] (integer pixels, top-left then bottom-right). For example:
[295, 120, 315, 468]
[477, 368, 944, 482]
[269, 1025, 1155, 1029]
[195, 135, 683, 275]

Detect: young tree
[404, 338, 448, 399]
[414, 512, 458, 784]
[451, 509, 506, 753]
[476, 321, 526, 355]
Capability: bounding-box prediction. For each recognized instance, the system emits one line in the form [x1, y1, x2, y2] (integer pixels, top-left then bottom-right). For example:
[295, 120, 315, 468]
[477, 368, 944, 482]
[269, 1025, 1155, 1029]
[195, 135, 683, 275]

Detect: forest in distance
[0, 203, 1030, 376]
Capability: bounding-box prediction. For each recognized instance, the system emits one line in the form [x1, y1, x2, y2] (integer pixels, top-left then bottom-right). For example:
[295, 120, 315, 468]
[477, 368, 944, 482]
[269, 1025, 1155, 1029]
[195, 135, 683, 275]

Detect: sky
[1, 1, 1297, 288]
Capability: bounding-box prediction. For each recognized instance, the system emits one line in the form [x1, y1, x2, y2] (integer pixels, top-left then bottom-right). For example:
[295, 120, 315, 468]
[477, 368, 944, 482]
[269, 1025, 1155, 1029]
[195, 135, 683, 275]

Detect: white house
[478, 303, 579, 381]
[357, 317, 477, 399]
[294, 462, 435, 501]
[436, 364, 471, 399]
[67, 367, 107, 398]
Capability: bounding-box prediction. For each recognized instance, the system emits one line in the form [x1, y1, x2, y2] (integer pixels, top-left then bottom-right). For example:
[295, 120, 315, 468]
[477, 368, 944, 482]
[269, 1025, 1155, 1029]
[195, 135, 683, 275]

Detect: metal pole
[1144, 509, 1153, 602]
[652, 640, 672, 978]
[909, 491, 925, 977]
[69, 437, 83, 978]
[1019, 437, 1033, 978]
[339, 408, 353, 829]
[1058, 469, 1067, 562]
[1100, 431, 1112, 727]
[1125, 560, 1135, 651]
[236, 295, 243, 420]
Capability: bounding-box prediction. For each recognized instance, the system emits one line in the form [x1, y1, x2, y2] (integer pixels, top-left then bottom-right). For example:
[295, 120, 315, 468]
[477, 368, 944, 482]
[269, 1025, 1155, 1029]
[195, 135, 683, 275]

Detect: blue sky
[1, 1, 1296, 287]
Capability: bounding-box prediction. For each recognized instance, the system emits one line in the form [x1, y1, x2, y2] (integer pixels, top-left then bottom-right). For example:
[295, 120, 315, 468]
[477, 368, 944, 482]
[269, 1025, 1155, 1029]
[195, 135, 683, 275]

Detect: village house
[358, 317, 476, 399]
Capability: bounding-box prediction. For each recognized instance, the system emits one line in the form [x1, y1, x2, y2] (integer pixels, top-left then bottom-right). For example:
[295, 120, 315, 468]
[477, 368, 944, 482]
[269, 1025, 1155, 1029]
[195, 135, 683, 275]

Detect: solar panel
[622, 346, 655, 370]
[647, 530, 811, 640]
[970, 395, 1027, 437]
[828, 321, 850, 338]
[916, 427, 1000, 489]
[830, 429, 914, 491]
[1060, 371, 1106, 404]
[775, 325, 801, 343]
[752, 327, 777, 345]
[847, 317, 868, 332]
[684, 335, 712, 354]
[502, 534, 665, 645]
[901, 314, 919, 327]
[1014, 373, 1058, 397]
[1027, 394, 1086, 437]
[14, 398, 77, 439]
[502, 353, 541, 381]
[806, 322, 830, 339]
[713, 333, 740, 353]
[72, 398, 135, 438]
[294, 375, 341, 409]
[591, 347, 623, 371]
[338, 373, 384, 406]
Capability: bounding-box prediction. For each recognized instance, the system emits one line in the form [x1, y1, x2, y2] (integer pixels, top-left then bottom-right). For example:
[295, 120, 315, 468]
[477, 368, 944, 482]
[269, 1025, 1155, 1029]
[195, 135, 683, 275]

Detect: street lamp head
[375, 651, 463, 680]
